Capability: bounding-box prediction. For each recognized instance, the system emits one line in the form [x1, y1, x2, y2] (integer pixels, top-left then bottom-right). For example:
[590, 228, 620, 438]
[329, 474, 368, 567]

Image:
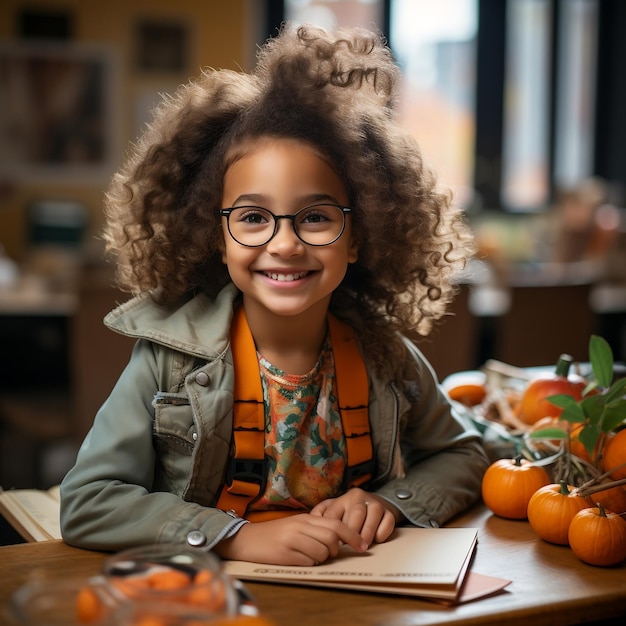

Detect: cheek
[220, 239, 256, 272]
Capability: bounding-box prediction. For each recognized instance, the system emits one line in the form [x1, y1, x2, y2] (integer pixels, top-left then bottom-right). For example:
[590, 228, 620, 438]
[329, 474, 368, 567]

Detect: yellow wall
[0, 0, 253, 261]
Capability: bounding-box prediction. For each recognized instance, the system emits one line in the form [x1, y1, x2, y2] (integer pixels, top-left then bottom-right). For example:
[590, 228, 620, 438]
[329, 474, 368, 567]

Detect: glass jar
[9, 577, 118, 626]
[101, 544, 240, 619]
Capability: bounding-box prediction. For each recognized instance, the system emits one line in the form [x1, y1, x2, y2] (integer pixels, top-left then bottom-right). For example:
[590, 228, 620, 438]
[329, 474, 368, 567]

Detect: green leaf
[558, 402, 586, 423]
[546, 394, 580, 409]
[528, 428, 568, 440]
[578, 423, 602, 456]
[589, 335, 613, 388]
[581, 394, 605, 424]
[603, 377, 626, 403]
[546, 394, 586, 422]
[601, 403, 626, 433]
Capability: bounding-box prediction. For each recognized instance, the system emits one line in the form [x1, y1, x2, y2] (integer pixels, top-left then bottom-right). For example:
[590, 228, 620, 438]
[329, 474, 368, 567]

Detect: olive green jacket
[60, 283, 488, 551]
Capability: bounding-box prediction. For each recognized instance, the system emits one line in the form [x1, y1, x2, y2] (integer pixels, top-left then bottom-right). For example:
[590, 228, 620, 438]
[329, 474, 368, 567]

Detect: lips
[262, 270, 309, 282]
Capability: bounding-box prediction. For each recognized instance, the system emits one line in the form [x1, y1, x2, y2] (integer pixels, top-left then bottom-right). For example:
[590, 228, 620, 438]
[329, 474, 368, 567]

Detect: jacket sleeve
[373, 339, 489, 528]
[60, 339, 241, 552]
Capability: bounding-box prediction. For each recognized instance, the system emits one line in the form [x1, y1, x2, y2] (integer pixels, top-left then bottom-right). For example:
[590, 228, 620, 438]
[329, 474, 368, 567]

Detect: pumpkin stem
[558, 480, 572, 495]
[575, 476, 626, 498]
[597, 502, 607, 517]
[513, 455, 523, 467]
[554, 354, 573, 377]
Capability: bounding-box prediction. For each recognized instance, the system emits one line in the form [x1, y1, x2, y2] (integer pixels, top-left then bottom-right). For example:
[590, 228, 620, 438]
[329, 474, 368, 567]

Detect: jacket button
[395, 489, 412, 500]
[187, 530, 207, 547]
[195, 372, 210, 386]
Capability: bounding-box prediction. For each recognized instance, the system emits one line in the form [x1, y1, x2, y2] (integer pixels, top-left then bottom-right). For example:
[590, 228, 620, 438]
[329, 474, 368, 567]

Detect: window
[553, 0, 598, 190]
[284, 0, 383, 30]
[390, 0, 478, 207]
[501, 0, 552, 210]
[501, 0, 599, 211]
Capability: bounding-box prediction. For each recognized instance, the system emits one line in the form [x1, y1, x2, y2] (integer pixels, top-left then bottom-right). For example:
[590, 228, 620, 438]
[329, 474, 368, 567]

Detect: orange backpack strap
[215, 307, 267, 517]
[216, 308, 374, 519]
[327, 313, 374, 489]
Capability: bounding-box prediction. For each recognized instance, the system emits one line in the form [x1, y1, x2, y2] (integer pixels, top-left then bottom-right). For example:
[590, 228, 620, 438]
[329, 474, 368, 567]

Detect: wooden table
[1, 504, 624, 626]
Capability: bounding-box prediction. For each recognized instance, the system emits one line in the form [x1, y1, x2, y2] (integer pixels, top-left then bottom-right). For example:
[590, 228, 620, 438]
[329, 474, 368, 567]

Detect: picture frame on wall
[135, 19, 189, 73]
[0, 42, 120, 185]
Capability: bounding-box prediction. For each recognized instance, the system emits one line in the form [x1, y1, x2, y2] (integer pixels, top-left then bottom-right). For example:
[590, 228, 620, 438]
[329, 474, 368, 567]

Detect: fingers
[309, 500, 329, 517]
[313, 490, 399, 547]
[216, 514, 367, 566]
[285, 516, 368, 563]
[372, 508, 396, 544]
[350, 499, 381, 546]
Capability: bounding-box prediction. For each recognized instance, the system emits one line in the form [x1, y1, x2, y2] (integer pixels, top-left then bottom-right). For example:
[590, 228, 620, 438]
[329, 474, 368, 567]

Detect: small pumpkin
[447, 383, 487, 407]
[76, 586, 106, 624]
[518, 354, 587, 426]
[568, 503, 626, 566]
[590, 480, 626, 515]
[602, 428, 626, 481]
[481, 456, 551, 519]
[527, 481, 591, 545]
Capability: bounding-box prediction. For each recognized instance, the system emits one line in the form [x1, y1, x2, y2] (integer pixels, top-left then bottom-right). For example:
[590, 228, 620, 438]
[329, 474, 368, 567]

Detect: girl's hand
[214, 514, 368, 566]
[309, 488, 401, 547]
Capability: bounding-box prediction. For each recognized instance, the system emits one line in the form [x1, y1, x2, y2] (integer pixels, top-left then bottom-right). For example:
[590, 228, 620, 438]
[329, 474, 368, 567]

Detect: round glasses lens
[225, 204, 347, 246]
[294, 204, 346, 245]
[228, 207, 275, 246]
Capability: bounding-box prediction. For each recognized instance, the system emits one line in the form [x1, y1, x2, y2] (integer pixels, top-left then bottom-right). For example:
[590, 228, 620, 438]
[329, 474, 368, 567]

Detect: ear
[217, 231, 227, 263]
[348, 238, 359, 263]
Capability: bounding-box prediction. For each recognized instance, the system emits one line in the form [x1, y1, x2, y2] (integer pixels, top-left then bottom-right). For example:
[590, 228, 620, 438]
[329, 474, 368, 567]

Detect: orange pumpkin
[518, 355, 587, 426]
[527, 481, 591, 545]
[602, 428, 626, 480]
[481, 457, 551, 519]
[568, 504, 626, 566]
[590, 480, 626, 515]
[447, 383, 487, 407]
[75, 586, 106, 624]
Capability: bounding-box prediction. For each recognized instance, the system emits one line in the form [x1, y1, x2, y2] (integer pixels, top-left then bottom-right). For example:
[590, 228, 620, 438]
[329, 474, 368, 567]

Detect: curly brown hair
[103, 24, 474, 377]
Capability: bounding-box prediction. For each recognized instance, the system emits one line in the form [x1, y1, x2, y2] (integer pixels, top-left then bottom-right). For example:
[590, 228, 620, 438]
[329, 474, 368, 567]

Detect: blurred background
[1, 0, 625, 492]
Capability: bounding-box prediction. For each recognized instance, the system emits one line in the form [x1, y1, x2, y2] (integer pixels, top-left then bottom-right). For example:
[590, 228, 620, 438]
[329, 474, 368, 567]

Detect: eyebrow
[230, 193, 343, 207]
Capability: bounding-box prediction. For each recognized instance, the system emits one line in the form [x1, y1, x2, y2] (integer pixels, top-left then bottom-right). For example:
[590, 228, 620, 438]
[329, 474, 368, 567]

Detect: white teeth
[266, 271, 308, 282]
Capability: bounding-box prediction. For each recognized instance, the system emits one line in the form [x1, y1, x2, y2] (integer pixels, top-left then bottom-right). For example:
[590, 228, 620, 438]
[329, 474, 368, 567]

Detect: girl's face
[220, 137, 358, 321]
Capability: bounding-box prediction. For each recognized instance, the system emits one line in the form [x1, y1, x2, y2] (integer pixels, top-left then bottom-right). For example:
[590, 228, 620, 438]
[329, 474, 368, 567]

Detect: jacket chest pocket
[152, 392, 197, 492]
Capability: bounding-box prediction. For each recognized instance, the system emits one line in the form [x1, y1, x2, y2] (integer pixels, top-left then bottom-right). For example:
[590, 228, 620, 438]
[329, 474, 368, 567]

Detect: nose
[266, 217, 304, 255]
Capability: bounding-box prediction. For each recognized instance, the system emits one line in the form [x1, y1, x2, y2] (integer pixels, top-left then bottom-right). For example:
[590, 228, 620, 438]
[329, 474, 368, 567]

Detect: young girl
[60, 24, 488, 566]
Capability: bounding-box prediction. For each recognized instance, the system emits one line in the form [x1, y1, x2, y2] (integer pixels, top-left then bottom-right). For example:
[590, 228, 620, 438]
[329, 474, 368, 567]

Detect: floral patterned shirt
[249, 336, 347, 513]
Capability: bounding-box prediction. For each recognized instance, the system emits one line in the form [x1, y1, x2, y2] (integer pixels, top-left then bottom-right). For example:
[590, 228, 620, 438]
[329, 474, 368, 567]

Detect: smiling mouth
[263, 271, 310, 282]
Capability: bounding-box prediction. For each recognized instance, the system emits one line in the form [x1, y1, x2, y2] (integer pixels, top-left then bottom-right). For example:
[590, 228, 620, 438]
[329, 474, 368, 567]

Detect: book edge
[0, 487, 62, 542]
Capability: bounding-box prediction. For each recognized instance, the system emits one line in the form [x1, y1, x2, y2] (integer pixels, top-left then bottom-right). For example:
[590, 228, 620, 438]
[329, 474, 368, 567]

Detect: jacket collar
[104, 283, 240, 361]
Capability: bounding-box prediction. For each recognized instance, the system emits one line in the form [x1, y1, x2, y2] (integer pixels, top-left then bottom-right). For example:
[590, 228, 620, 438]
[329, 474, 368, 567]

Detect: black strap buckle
[225, 457, 267, 490]
[343, 459, 376, 489]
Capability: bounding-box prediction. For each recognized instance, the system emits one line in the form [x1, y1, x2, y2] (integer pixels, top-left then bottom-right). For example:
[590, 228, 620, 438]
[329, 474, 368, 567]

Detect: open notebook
[224, 526, 510, 604]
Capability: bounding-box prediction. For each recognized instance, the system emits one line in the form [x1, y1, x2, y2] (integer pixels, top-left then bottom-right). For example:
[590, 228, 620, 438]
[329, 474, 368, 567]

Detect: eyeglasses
[219, 203, 352, 247]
